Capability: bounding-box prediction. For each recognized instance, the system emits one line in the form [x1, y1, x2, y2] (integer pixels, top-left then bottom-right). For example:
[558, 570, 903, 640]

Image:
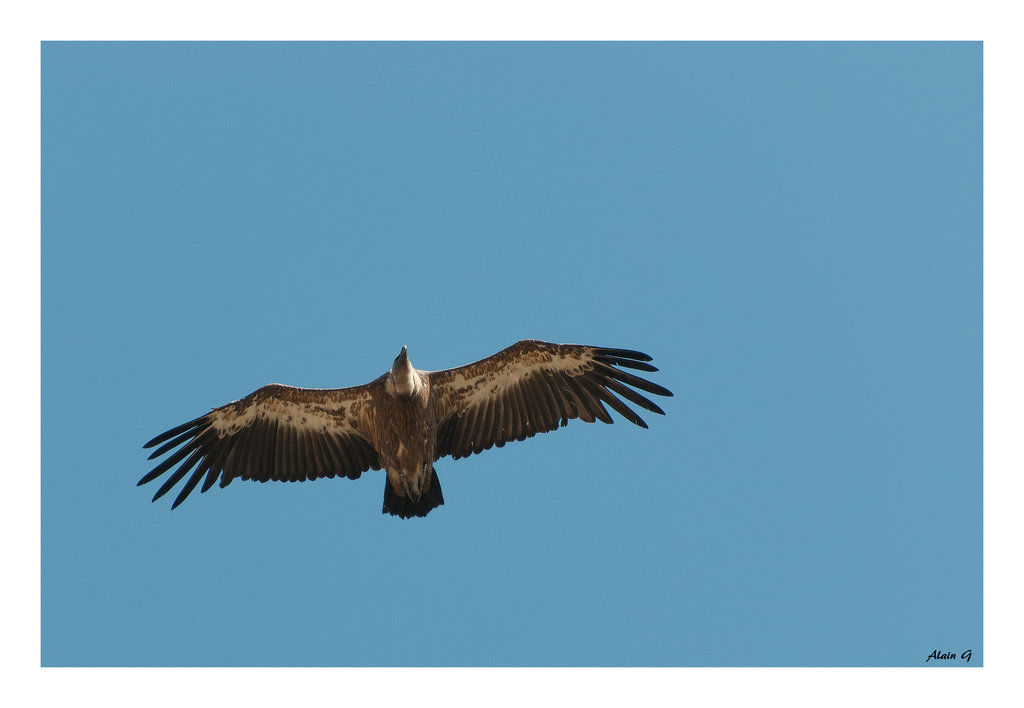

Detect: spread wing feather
[140, 382, 382, 509]
[430, 340, 672, 461]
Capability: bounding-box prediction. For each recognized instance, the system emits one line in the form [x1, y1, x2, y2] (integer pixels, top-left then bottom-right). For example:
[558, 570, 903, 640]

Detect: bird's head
[393, 345, 409, 367]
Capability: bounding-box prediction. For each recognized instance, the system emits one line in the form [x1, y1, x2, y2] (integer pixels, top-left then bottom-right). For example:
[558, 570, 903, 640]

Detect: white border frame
[6, 3, 1018, 706]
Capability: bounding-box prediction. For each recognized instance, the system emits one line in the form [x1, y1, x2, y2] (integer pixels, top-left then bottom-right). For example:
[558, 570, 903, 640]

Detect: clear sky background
[41, 42, 981, 666]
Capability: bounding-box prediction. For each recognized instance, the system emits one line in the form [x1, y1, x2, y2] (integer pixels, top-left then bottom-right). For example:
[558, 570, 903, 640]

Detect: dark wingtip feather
[146, 428, 197, 460]
[632, 397, 665, 416]
[619, 405, 649, 429]
[171, 470, 205, 509]
[200, 467, 219, 493]
[151, 465, 190, 503]
[601, 376, 666, 416]
[143, 415, 207, 449]
[138, 443, 194, 486]
[595, 355, 659, 372]
[597, 363, 673, 398]
[138, 468, 165, 487]
[593, 347, 653, 362]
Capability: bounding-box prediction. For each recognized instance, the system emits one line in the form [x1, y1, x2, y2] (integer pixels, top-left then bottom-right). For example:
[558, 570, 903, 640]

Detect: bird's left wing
[140, 382, 382, 508]
[429, 339, 673, 461]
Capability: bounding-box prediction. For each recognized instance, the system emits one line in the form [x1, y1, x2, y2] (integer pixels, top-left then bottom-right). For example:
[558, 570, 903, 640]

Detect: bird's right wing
[429, 339, 673, 461]
[140, 382, 382, 508]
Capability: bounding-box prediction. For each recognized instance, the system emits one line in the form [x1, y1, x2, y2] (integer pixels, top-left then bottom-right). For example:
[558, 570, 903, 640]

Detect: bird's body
[376, 348, 439, 511]
[140, 339, 672, 518]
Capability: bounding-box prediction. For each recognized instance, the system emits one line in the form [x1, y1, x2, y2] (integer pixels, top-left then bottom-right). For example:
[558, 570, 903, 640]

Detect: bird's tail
[382, 468, 444, 519]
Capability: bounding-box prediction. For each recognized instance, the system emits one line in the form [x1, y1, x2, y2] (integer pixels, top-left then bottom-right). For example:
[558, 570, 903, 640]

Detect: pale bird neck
[388, 357, 419, 397]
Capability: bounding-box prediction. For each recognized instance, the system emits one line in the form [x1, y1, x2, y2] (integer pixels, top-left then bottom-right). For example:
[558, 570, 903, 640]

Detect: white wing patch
[453, 350, 592, 412]
[208, 391, 349, 438]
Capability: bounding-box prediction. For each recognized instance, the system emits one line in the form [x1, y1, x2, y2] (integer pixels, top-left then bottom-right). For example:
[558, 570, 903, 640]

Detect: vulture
[140, 339, 672, 518]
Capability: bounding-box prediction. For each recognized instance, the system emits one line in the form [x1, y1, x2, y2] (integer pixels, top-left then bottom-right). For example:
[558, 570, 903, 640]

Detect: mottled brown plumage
[140, 339, 672, 518]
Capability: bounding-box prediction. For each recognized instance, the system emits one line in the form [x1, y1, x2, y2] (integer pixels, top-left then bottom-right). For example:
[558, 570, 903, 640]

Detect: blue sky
[41, 42, 981, 666]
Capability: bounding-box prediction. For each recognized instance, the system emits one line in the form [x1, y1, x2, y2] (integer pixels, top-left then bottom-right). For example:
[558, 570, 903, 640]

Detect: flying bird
[140, 339, 672, 518]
